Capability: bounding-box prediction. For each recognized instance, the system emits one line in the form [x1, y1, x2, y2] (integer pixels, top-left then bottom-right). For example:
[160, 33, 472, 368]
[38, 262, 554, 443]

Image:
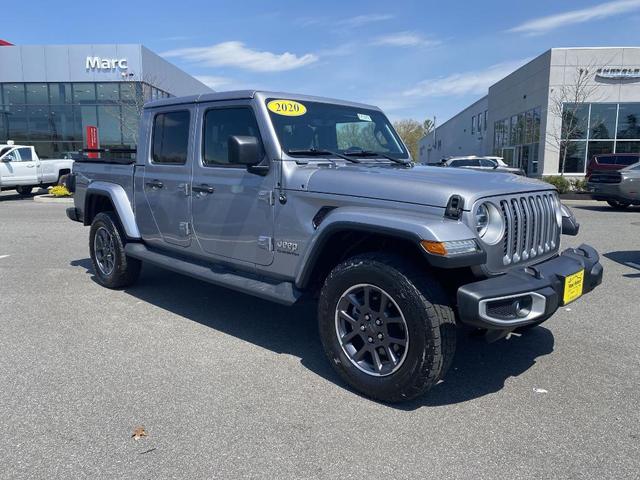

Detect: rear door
[142, 108, 194, 248]
[191, 102, 275, 266]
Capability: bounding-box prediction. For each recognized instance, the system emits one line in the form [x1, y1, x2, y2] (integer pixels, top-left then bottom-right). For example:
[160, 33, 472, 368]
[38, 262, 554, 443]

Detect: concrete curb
[33, 195, 74, 204]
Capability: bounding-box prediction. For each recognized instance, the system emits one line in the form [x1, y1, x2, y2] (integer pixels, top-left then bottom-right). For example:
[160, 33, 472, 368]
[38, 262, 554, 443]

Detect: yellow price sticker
[563, 269, 584, 304]
[267, 99, 307, 116]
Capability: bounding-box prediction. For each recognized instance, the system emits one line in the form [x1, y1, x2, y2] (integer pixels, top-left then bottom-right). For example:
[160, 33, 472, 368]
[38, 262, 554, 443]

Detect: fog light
[513, 296, 533, 318]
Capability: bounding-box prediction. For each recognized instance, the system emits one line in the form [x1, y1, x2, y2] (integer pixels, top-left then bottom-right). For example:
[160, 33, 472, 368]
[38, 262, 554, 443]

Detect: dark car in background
[586, 153, 640, 179]
[588, 161, 640, 209]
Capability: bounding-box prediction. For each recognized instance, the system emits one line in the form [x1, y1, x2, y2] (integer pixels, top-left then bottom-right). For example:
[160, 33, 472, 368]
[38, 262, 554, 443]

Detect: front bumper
[457, 244, 603, 330]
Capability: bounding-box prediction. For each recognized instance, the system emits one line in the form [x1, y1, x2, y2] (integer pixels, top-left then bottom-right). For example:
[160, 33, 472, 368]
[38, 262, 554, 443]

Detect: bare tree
[547, 64, 602, 176]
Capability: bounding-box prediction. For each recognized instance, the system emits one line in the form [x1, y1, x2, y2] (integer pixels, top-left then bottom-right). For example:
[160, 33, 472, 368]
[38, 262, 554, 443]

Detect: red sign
[86, 126, 99, 158]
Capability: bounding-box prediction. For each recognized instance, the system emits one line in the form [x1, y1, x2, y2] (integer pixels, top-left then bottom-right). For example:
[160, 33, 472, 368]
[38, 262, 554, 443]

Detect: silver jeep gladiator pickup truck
[66, 91, 602, 403]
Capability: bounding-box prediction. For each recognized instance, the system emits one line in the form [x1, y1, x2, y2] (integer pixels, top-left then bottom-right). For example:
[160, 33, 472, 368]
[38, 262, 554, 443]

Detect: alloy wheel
[334, 283, 409, 377]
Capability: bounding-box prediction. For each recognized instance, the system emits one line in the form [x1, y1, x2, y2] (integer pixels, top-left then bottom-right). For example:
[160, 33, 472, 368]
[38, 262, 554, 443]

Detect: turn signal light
[420, 239, 478, 256]
[421, 240, 447, 256]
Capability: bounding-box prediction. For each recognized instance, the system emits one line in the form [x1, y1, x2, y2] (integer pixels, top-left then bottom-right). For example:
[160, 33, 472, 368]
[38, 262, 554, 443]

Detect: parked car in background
[588, 161, 640, 209]
[586, 153, 640, 180]
[0, 142, 74, 195]
[66, 90, 602, 403]
[441, 156, 525, 176]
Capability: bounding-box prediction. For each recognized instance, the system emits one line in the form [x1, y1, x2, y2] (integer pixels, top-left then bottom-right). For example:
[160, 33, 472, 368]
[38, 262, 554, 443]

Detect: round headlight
[474, 202, 504, 245]
[475, 203, 489, 236]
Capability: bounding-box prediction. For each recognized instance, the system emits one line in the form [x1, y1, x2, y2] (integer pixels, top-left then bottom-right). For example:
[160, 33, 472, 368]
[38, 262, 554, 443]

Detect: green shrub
[541, 175, 571, 194]
[571, 178, 588, 192]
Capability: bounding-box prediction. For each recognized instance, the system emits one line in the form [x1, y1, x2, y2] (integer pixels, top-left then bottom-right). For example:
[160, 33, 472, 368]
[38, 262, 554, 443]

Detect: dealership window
[484, 110, 488, 131]
[589, 103, 617, 139]
[72, 83, 96, 104]
[471, 116, 476, 135]
[559, 102, 640, 173]
[49, 83, 73, 104]
[477, 113, 482, 133]
[492, 106, 542, 175]
[26, 83, 49, 104]
[616, 104, 640, 139]
[2, 84, 26, 105]
[97, 83, 120, 103]
[1, 81, 170, 156]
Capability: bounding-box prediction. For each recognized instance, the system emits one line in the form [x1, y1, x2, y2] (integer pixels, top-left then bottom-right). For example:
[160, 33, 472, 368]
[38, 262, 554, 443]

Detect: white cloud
[509, 0, 640, 35]
[372, 31, 441, 48]
[162, 41, 318, 72]
[194, 75, 233, 90]
[403, 59, 530, 97]
[339, 13, 394, 27]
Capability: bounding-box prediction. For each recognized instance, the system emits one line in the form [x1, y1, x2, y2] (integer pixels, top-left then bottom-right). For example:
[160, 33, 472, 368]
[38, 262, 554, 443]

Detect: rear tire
[318, 253, 456, 403]
[89, 211, 141, 289]
[607, 199, 631, 210]
[16, 186, 33, 196]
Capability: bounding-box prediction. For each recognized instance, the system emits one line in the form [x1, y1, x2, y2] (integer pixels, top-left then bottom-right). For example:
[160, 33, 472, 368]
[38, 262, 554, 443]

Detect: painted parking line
[625, 261, 640, 271]
[0, 255, 10, 260]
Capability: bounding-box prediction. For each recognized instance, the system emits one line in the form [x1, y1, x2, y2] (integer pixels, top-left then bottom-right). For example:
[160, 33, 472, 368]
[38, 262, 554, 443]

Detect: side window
[152, 110, 190, 165]
[203, 108, 261, 166]
[2, 149, 19, 161]
[480, 159, 496, 167]
[17, 148, 33, 161]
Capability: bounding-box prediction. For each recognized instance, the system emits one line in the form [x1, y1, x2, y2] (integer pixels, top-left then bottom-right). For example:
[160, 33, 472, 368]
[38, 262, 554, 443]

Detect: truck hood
[303, 164, 554, 209]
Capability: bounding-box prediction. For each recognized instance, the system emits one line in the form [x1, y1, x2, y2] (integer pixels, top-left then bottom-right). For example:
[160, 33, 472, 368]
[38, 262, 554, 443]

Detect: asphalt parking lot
[0, 191, 638, 479]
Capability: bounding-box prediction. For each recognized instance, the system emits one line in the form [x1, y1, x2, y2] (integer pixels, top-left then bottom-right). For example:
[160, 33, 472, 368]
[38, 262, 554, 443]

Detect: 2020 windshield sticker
[357, 113, 372, 122]
[267, 99, 307, 116]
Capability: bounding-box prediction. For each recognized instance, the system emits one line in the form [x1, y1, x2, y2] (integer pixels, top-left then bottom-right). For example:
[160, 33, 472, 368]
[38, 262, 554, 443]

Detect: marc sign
[85, 56, 128, 71]
[595, 68, 640, 80]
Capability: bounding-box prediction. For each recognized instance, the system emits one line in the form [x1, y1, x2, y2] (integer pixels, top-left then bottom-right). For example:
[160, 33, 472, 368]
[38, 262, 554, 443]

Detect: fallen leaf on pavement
[132, 426, 148, 440]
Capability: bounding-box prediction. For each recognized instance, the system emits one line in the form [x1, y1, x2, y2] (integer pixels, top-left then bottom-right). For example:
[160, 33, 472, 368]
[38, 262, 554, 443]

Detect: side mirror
[560, 203, 580, 236]
[228, 135, 261, 166]
[2, 155, 14, 162]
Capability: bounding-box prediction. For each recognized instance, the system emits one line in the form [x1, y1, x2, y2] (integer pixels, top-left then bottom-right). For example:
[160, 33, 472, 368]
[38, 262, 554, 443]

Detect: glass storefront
[493, 107, 541, 175]
[559, 102, 640, 174]
[0, 82, 170, 158]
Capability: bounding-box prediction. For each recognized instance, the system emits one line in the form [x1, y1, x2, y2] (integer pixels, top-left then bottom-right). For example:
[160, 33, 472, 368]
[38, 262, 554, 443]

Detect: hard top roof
[144, 90, 381, 111]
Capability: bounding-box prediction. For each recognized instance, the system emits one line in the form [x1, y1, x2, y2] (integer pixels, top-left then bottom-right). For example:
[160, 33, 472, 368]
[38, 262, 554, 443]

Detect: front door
[0, 148, 37, 184]
[191, 104, 275, 266]
[143, 108, 193, 248]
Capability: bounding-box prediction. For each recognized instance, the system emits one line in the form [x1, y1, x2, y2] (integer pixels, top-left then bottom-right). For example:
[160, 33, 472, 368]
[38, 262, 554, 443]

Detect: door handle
[26, 164, 35, 168]
[145, 180, 164, 189]
[192, 184, 215, 194]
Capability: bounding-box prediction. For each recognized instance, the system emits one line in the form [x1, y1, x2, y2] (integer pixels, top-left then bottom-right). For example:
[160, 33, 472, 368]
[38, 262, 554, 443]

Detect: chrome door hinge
[258, 236, 273, 251]
[179, 221, 192, 236]
[258, 190, 275, 206]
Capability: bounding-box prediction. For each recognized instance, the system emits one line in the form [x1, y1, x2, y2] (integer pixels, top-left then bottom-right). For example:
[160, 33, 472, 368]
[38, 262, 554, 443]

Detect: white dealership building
[419, 47, 640, 177]
[0, 43, 211, 158]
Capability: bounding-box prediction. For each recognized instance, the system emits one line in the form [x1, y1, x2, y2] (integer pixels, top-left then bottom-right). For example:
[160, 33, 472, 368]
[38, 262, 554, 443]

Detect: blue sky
[3, 0, 640, 122]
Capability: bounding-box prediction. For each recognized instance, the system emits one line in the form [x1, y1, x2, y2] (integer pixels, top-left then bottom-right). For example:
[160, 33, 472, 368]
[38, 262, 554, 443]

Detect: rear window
[595, 155, 639, 165]
[152, 111, 190, 164]
[451, 159, 479, 167]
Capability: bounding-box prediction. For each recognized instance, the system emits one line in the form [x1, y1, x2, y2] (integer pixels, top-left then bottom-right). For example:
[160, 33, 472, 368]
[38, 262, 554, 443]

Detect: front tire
[16, 186, 33, 196]
[607, 199, 631, 210]
[89, 211, 141, 289]
[318, 253, 456, 403]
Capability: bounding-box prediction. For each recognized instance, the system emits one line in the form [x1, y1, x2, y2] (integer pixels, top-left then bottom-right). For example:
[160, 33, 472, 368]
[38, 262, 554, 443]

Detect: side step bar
[124, 243, 302, 306]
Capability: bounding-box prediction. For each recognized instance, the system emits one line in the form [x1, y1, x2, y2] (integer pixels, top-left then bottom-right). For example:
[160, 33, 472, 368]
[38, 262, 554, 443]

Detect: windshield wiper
[286, 148, 361, 163]
[343, 149, 411, 165]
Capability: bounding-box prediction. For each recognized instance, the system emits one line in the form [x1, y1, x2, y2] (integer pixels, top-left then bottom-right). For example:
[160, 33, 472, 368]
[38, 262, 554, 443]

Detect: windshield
[266, 99, 409, 159]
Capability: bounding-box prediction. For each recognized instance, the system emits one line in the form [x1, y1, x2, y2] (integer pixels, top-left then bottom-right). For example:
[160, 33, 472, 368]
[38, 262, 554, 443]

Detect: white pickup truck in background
[0, 142, 74, 195]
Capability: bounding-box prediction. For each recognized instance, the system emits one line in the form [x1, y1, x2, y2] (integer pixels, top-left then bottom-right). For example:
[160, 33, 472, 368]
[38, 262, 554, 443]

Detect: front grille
[498, 192, 559, 266]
